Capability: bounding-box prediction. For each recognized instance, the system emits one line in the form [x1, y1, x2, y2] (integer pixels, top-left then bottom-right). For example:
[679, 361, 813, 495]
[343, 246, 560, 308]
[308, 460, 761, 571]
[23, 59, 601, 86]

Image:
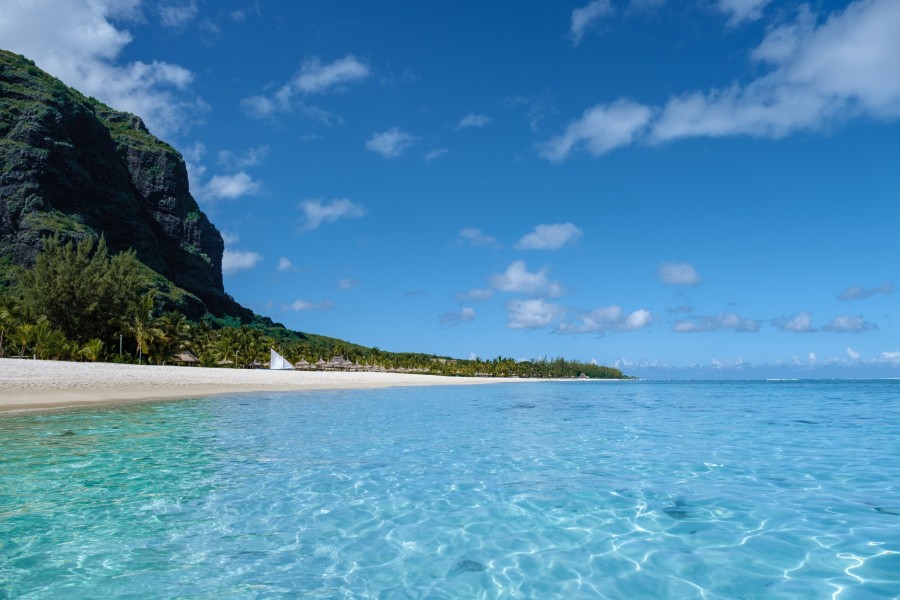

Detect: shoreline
[0, 358, 521, 414]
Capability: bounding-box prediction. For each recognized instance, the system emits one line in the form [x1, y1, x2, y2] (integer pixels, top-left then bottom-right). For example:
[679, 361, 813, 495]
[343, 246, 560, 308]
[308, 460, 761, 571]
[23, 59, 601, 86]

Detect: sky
[2, 0, 899, 378]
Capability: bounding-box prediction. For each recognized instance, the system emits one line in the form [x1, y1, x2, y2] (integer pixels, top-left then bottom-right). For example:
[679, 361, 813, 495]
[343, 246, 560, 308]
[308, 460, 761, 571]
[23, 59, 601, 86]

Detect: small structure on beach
[294, 359, 312, 370]
[174, 351, 199, 365]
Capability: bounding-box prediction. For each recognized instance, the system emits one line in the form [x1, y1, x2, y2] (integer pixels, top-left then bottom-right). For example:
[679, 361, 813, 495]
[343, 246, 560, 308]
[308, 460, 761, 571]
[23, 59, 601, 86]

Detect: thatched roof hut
[175, 351, 199, 366]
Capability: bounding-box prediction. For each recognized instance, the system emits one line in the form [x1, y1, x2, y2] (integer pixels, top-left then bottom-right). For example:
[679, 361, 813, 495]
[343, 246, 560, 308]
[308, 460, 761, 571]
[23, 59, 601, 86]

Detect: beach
[0, 358, 511, 413]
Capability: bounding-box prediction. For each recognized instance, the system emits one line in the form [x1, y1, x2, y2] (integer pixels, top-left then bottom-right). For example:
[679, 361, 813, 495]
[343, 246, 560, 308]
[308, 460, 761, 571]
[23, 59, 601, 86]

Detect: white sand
[0, 358, 515, 413]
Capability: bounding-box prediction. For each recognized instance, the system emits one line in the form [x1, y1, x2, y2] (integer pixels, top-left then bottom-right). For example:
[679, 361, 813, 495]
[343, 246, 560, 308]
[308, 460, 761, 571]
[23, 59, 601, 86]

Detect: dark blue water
[1, 381, 899, 598]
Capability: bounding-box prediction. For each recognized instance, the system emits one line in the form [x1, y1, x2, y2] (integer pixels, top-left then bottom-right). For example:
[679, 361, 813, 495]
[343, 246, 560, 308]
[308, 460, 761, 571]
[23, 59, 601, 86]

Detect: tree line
[0, 236, 626, 378]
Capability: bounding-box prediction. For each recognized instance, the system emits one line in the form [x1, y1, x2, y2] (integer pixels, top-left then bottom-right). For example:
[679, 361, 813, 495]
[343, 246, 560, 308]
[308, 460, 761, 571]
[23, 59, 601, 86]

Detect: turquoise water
[1, 381, 899, 599]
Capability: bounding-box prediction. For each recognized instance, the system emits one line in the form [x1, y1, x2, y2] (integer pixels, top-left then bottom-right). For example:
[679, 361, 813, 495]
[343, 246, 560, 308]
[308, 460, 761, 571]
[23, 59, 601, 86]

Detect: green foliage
[17, 235, 147, 345]
[78, 338, 105, 362]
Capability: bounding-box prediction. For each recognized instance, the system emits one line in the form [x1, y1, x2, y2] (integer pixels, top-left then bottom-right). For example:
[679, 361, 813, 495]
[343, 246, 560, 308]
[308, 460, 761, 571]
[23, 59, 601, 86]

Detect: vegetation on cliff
[0, 49, 238, 317]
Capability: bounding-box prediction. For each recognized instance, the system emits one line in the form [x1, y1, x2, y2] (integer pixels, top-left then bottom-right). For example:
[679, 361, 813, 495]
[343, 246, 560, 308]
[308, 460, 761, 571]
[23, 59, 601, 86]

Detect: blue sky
[3, 0, 899, 378]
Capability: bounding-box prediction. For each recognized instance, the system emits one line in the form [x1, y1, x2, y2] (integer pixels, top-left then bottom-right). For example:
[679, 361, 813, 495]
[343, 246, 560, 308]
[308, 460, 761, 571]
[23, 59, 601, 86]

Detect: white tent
[269, 348, 293, 370]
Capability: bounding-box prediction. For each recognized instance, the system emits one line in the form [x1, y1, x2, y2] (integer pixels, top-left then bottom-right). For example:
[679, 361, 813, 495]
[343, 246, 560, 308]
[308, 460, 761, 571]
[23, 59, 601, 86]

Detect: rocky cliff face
[0, 50, 248, 318]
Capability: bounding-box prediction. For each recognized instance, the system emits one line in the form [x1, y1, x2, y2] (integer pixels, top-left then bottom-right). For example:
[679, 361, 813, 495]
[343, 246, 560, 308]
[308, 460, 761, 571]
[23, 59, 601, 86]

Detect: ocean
[1, 380, 899, 598]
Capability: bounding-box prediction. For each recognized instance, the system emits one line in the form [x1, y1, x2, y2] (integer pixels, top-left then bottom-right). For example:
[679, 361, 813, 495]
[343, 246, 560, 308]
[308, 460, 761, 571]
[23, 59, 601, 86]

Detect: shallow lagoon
[2, 381, 899, 598]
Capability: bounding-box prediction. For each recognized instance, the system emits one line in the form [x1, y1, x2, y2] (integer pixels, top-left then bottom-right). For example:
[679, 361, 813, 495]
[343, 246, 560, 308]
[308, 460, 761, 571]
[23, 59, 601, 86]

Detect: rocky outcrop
[0, 50, 248, 318]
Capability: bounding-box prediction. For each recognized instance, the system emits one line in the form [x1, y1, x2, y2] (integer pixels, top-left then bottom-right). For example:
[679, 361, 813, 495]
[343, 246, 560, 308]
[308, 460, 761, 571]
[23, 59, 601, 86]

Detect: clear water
[1, 381, 899, 599]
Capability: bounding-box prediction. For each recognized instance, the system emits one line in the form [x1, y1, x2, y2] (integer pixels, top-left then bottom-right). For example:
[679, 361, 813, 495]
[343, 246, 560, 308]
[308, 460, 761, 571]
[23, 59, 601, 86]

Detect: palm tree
[0, 297, 17, 358]
[126, 292, 162, 365]
[31, 320, 68, 360]
[11, 322, 35, 358]
[213, 328, 239, 367]
[78, 338, 105, 362]
[152, 311, 192, 364]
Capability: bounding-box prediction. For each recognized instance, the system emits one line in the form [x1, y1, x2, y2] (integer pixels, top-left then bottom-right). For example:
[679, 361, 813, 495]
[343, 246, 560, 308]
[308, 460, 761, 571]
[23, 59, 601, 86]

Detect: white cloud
[847, 347, 861, 360]
[540, 100, 652, 162]
[425, 148, 449, 161]
[220, 231, 240, 246]
[558, 306, 654, 334]
[198, 172, 262, 202]
[491, 261, 563, 297]
[658, 262, 701, 286]
[506, 299, 566, 330]
[277, 257, 293, 272]
[458, 113, 492, 129]
[0, 0, 204, 137]
[718, 0, 772, 27]
[241, 55, 369, 118]
[285, 299, 333, 311]
[158, 1, 198, 28]
[570, 0, 613, 46]
[823, 315, 877, 332]
[457, 227, 498, 248]
[464, 288, 494, 301]
[545, 1, 900, 159]
[838, 281, 894, 300]
[440, 306, 476, 326]
[365, 128, 418, 158]
[338, 278, 358, 290]
[292, 56, 370, 94]
[652, 0, 900, 142]
[877, 351, 900, 365]
[222, 249, 262, 275]
[515, 223, 583, 251]
[217, 145, 270, 170]
[673, 312, 761, 332]
[772, 311, 814, 332]
[299, 198, 366, 232]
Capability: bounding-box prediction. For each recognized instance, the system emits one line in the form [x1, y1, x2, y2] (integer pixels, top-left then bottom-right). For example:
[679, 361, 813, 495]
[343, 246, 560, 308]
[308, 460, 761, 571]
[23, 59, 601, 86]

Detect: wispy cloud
[277, 257, 293, 272]
[0, 0, 205, 137]
[718, 0, 772, 27]
[838, 281, 894, 301]
[457, 113, 491, 129]
[299, 198, 366, 232]
[570, 0, 613, 46]
[338, 278, 358, 290]
[558, 306, 653, 334]
[658, 262, 701, 286]
[217, 145, 270, 170]
[365, 128, 418, 158]
[491, 261, 563, 297]
[439, 307, 476, 326]
[285, 299, 334, 311]
[506, 299, 566, 330]
[158, 0, 199, 28]
[822, 315, 877, 333]
[456, 227, 498, 248]
[424, 148, 449, 162]
[241, 55, 369, 118]
[463, 288, 494, 301]
[772, 311, 814, 332]
[673, 312, 761, 332]
[539, 100, 652, 162]
[515, 223, 583, 251]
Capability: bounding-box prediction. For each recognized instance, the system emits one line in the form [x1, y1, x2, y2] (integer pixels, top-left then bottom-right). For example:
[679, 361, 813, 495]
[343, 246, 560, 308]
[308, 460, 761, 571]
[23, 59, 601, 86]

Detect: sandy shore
[0, 358, 516, 413]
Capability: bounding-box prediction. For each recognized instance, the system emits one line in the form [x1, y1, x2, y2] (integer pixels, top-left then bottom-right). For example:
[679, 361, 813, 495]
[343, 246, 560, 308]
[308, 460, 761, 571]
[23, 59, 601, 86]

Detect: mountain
[0, 49, 248, 319]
